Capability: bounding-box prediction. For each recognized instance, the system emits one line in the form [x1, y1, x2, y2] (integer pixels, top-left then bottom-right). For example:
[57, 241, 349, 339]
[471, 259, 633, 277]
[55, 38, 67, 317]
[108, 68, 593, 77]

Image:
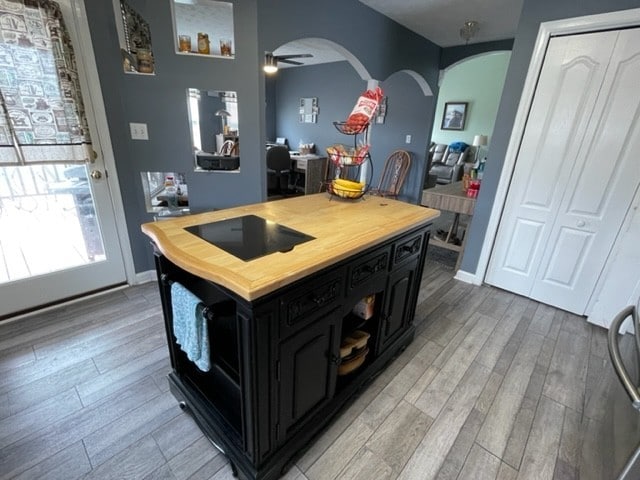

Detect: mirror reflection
[188, 88, 240, 170]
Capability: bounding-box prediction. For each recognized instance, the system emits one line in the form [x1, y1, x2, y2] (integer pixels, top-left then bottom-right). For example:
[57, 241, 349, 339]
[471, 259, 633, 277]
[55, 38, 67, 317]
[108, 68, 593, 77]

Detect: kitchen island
[141, 193, 439, 480]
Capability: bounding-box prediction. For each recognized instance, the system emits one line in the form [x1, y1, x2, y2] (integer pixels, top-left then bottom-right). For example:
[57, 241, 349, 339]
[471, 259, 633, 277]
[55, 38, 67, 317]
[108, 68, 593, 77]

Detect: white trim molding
[70, 0, 137, 285]
[454, 269, 482, 285]
[474, 7, 640, 286]
[135, 270, 158, 285]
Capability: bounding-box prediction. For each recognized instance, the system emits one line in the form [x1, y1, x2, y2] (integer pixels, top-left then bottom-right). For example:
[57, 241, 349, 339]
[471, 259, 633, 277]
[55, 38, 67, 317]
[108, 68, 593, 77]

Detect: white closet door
[486, 28, 640, 314]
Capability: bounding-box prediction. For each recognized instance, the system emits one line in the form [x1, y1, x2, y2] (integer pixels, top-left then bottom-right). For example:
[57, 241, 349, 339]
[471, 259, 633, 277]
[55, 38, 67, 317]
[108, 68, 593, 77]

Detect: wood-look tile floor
[0, 260, 611, 480]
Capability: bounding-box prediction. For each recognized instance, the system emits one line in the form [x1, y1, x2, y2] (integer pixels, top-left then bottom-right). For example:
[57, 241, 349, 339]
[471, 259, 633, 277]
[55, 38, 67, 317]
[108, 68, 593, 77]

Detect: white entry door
[486, 28, 640, 315]
[0, 0, 127, 318]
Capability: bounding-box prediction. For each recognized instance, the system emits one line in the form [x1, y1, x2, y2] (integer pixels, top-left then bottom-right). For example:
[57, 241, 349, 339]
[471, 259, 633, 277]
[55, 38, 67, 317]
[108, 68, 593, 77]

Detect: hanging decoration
[0, 0, 92, 165]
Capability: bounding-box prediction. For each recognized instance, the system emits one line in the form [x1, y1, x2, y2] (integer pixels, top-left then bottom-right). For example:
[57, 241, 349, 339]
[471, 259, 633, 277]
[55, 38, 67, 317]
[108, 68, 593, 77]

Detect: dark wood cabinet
[380, 265, 415, 350]
[152, 224, 430, 480]
[277, 308, 341, 440]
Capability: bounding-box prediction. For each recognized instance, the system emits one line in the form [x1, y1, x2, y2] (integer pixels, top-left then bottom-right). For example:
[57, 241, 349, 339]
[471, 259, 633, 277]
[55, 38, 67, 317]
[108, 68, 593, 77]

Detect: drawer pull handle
[312, 284, 338, 306]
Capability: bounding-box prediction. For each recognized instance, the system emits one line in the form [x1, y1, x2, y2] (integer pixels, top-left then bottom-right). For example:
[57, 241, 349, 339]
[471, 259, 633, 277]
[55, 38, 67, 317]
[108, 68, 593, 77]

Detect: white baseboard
[454, 269, 482, 285]
[134, 270, 157, 285]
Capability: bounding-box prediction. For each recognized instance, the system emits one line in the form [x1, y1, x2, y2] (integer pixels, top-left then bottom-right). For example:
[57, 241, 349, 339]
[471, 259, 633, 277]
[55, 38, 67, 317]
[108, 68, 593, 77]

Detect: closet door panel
[532, 28, 640, 313]
[486, 31, 618, 296]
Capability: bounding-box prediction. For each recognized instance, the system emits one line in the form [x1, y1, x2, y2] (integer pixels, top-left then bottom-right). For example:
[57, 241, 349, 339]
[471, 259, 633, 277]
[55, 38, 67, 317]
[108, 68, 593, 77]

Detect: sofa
[428, 142, 469, 184]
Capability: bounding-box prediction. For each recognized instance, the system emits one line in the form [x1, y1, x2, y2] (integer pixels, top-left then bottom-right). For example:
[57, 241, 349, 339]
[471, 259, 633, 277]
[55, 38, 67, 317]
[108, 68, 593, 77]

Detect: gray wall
[274, 62, 434, 204]
[86, 0, 262, 273]
[257, 0, 442, 94]
[258, 0, 442, 206]
[460, 0, 640, 273]
[440, 39, 514, 69]
[84, 0, 442, 274]
[274, 62, 364, 158]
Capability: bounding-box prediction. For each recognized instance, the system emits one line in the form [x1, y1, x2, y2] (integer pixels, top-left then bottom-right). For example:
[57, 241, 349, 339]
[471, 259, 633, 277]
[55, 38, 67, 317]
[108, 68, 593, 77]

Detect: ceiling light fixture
[263, 52, 278, 74]
[460, 20, 479, 43]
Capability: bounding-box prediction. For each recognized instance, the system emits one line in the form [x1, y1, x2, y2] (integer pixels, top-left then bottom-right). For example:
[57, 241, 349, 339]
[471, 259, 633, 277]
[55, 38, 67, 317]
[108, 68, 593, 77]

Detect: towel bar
[161, 274, 236, 320]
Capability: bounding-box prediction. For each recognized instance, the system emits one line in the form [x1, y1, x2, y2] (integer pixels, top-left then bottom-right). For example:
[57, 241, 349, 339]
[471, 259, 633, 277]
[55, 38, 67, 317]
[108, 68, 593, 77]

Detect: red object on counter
[466, 180, 480, 198]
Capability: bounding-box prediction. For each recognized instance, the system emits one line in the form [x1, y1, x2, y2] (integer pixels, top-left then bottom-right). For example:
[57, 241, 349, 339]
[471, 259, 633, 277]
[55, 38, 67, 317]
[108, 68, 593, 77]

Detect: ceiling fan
[264, 52, 313, 73]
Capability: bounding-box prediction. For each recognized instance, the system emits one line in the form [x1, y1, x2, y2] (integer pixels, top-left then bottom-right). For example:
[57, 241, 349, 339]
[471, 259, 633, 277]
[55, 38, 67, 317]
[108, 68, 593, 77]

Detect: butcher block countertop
[141, 193, 439, 301]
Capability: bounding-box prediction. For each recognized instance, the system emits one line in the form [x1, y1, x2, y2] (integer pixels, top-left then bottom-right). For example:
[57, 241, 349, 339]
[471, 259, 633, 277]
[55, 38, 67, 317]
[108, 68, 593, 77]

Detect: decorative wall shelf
[113, 0, 156, 75]
[170, 0, 235, 58]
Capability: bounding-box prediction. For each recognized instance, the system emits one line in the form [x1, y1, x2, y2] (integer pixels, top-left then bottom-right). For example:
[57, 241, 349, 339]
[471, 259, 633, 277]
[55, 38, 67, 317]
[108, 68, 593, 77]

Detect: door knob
[90, 170, 103, 180]
[577, 220, 586, 227]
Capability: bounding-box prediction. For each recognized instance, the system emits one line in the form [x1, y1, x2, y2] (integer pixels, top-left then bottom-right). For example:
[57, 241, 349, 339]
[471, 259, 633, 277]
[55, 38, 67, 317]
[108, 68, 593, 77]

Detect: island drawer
[392, 232, 424, 267]
[346, 246, 391, 292]
[279, 269, 344, 339]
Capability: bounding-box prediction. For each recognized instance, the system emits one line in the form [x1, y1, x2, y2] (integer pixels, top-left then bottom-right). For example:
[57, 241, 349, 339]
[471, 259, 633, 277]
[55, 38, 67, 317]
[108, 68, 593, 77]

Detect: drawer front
[279, 272, 343, 338]
[347, 247, 390, 291]
[393, 233, 423, 267]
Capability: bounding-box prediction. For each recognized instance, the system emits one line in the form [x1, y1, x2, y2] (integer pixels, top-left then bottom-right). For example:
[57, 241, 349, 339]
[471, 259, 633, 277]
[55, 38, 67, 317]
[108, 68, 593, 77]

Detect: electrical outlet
[405, 134, 412, 144]
[130, 122, 149, 140]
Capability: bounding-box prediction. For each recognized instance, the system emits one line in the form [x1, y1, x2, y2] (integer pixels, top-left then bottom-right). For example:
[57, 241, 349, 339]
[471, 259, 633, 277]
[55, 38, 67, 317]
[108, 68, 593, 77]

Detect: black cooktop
[184, 215, 315, 261]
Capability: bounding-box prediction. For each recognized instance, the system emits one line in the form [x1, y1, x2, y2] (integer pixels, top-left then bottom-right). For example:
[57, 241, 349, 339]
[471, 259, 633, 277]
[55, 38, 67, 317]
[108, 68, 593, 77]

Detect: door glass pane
[0, 164, 105, 284]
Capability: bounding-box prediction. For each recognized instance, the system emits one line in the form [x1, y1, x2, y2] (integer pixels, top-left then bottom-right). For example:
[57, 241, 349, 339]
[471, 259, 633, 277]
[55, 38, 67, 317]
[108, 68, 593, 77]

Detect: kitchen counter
[141, 193, 439, 301]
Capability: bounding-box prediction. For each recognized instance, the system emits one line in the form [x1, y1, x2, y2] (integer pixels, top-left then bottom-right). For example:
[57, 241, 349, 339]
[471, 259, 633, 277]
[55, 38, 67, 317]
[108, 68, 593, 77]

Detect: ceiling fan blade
[278, 59, 304, 65]
[275, 53, 313, 60]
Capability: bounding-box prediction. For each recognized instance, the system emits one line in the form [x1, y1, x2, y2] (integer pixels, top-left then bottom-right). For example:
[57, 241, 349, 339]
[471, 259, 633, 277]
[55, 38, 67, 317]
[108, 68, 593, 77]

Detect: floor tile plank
[516, 396, 565, 480]
[458, 443, 501, 480]
[82, 390, 180, 467]
[6, 358, 98, 413]
[0, 388, 82, 449]
[335, 446, 394, 480]
[11, 440, 91, 480]
[0, 376, 161, 478]
[167, 435, 223, 480]
[399, 362, 492, 480]
[435, 408, 484, 480]
[475, 297, 529, 370]
[83, 434, 166, 479]
[542, 330, 590, 412]
[414, 312, 499, 418]
[366, 400, 433, 474]
[476, 332, 544, 459]
[305, 417, 374, 480]
[528, 304, 556, 336]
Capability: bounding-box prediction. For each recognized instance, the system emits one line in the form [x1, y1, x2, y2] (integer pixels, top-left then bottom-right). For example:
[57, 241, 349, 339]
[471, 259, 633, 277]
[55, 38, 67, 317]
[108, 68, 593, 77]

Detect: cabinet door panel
[278, 311, 339, 438]
[381, 267, 414, 349]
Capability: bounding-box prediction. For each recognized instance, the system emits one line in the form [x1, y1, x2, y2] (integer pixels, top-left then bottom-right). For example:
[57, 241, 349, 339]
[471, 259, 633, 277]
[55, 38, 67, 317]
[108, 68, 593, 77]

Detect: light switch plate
[405, 134, 412, 144]
[130, 122, 149, 140]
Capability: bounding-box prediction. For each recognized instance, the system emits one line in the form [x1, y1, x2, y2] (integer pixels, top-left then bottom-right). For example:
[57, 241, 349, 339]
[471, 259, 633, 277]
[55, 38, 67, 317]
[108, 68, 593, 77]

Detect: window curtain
[0, 0, 91, 165]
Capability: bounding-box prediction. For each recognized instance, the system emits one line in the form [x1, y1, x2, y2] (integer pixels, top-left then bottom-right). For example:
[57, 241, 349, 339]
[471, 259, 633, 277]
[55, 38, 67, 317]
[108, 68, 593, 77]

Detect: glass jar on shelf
[197, 33, 210, 54]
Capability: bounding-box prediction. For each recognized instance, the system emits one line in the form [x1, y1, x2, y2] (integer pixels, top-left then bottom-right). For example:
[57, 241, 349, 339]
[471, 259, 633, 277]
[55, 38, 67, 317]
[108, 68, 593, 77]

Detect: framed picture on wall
[441, 102, 468, 130]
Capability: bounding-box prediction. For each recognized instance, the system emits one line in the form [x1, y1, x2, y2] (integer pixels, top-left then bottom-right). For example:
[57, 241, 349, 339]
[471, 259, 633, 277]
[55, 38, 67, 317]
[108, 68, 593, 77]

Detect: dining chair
[369, 150, 411, 199]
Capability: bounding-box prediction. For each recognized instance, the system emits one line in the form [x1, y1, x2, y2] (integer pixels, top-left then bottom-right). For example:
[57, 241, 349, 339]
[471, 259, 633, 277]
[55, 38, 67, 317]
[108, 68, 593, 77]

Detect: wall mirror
[187, 88, 240, 171]
[140, 171, 188, 213]
[172, 0, 235, 57]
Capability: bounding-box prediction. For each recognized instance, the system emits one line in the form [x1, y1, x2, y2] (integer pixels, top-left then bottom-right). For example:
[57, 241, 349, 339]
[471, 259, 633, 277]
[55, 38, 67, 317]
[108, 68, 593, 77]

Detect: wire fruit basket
[326, 144, 370, 167]
[333, 120, 369, 135]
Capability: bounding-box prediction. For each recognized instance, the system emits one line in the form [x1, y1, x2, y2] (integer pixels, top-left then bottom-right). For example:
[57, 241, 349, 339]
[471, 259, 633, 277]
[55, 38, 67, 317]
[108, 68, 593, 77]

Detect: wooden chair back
[371, 150, 411, 198]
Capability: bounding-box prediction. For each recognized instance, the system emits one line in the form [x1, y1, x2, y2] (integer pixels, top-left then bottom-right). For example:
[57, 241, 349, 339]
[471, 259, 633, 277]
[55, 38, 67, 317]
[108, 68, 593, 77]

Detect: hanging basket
[326, 144, 370, 166]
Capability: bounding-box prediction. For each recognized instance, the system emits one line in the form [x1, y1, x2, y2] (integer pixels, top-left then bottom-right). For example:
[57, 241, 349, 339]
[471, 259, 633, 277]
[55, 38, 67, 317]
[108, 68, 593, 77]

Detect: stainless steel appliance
[605, 303, 640, 479]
